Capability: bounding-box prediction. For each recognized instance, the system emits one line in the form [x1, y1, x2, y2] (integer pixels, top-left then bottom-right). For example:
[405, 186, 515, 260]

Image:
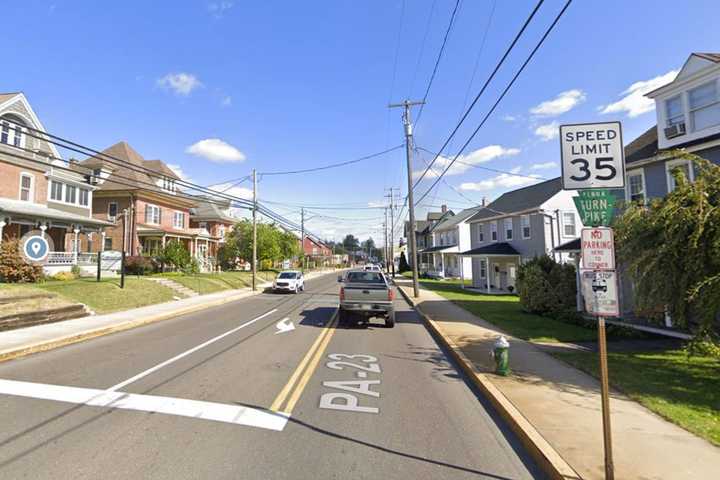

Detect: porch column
[574, 254, 582, 312]
[486, 256, 491, 294]
[39, 223, 47, 240]
[161, 234, 166, 248]
[0, 220, 5, 244]
[459, 254, 464, 289]
[73, 227, 80, 264]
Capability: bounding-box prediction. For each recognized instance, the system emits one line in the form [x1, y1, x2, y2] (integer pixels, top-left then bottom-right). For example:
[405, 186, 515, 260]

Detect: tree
[342, 234, 360, 252]
[614, 152, 720, 335]
[361, 237, 376, 258]
[0, 239, 43, 283]
[516, 256, 576, 315]
[159, 240, 196, 272]
[220, 220, 299, 269]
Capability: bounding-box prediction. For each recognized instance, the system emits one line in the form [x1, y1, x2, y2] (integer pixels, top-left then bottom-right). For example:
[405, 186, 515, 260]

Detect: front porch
[418, 244, 460, 278]
[460, 242, 521, 294]
[137, 226, 219, 272]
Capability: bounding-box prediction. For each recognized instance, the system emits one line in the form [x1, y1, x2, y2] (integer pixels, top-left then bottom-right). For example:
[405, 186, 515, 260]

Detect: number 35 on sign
[560, 122, 625, 190]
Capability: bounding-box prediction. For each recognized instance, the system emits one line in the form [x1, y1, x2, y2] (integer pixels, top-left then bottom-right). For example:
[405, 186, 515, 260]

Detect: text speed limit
[560, 122, 625, 190]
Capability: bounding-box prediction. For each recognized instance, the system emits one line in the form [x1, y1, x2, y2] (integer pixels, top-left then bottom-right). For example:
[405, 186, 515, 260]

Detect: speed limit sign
[560, 122, 625, 190]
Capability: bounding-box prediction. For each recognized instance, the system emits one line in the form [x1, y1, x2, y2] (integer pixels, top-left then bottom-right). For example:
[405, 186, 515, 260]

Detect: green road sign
[573, 189, 616, 226]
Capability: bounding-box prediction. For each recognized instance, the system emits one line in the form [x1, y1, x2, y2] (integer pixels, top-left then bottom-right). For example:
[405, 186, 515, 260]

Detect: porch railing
[46, 252, 98, 266]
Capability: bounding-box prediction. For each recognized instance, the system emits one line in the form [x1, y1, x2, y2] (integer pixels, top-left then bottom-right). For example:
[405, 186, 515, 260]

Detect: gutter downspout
[541, 212, 556, 260]
[554, 209, 561, 262]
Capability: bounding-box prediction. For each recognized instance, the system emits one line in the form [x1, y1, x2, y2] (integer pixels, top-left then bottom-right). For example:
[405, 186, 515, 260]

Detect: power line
[416, 146, 546, 181]
[408, 0, 438, 96]
[412, 0, 546, 188]
[415, 0, 573, 206]
[414, 0, 462, 127]
[259, 145, 403, 176]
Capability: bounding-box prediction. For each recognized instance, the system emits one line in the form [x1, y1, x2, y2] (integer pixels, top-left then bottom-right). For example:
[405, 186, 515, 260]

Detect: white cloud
[530, 89, 586, 117]
[221, 95, 232, 107]
[530, 161, 557, 170]
[208, 1, 234, 18]
[167, 163, 191, 182]
[186, 138, 246, 163]
[534, 121, 560, 141]
[599, 70, 678, 118]
[413, 145, 520, 179]
[367, 201, 386, 208]
[502, 114, 517, 122]
[209, 183, 252, 200]
[459, 168, 542, 192]
[157, 73, 203, 96]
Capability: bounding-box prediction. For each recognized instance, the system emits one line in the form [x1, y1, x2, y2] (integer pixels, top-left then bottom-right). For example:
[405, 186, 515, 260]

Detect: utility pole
[384, 207, 389, 274]
[300, 207, 305, 272]
[120, 208, 128, 289]
[389, 100, 424, 297]
[252, 169, 257, 291]
[385, 187, 398, 278]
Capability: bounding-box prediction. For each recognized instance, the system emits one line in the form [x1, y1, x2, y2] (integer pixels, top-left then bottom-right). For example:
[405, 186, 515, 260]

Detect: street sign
[22, 235, 49, 262]
[581, 227, 615, 270]
[573, 189, 617, 227]
[560, 122, 625, 190]
[581, 270, 620, 317]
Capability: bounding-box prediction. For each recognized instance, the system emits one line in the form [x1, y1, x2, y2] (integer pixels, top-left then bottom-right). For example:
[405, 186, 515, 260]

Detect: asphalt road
[0, 272, 544, 479]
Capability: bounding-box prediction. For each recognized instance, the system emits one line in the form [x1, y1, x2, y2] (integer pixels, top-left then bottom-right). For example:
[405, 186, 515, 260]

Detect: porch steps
[146, 277, 199, 298]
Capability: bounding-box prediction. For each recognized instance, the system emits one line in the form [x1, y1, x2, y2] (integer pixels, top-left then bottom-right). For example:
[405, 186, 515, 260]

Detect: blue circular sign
[23, 235, 50, 261]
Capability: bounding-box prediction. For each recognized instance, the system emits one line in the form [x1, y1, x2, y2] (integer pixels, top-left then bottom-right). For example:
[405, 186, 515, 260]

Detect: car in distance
[273, 270, 304, 294]
[338, 270, 394, 327]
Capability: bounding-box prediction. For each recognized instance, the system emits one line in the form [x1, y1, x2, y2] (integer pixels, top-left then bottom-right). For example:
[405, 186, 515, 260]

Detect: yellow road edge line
[269, 309, 337, 412]
[281, 313, 338, 415]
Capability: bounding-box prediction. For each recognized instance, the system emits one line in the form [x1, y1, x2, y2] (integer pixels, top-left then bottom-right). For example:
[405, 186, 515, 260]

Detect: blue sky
[3, 0, 719, 241]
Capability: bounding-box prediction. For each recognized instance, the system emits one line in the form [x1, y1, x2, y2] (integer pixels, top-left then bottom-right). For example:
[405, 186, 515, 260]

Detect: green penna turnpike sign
[573, 189, 617, 227]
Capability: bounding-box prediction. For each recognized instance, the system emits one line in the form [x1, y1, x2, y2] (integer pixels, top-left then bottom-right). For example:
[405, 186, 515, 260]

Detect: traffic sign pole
[561, 121, 624, 480]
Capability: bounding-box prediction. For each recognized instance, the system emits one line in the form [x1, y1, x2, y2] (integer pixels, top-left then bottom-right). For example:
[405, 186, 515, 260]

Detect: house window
[490, 222, 498, 242]
[521, 215, 531, 239]
[478, 224, 484, 242]
[104, 237, 113, 250]
[79, 188, 89, 206]
[562, 212, 576, 237]
[688, 81, 720, 132]
[666, 159, 693, 192]
[108, 202, 118, 220]
[173, 211, 185, 229]
[0, 120, 24, 147]
[65, 185, 77, 204]
[480, 259, 487, 278]
[504, 218, 513, 241]
[628, 172, 645, 203]
[145, 204, 161, 224]
[19, 174, 33, 202]
[665, 95, 684, 127]
[50, 181, 63, 201]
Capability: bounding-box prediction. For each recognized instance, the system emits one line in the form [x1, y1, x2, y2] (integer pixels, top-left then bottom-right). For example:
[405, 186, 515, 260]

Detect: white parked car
[272, 270, 304, 294]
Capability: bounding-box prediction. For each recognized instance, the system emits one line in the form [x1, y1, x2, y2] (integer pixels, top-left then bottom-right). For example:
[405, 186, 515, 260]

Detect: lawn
[418, 278, 598, 343]
[555, 349, 720, 446]
[36, 277, 176, 314]
[156, 270, 279, 294]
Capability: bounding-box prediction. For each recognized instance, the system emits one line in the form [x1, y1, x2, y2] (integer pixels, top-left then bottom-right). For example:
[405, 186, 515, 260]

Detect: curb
[397, 285, 582, 480]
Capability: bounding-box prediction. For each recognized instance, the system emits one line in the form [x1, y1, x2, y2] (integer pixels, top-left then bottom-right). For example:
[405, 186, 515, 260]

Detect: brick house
[301, 236, 332, 265]
[0, 92, 110, 272]
[189, 196, 237, 260]
[78, 141, 219, 270]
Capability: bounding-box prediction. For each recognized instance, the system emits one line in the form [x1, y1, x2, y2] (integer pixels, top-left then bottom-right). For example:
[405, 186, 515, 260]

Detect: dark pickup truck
[338, 270, 395, 327]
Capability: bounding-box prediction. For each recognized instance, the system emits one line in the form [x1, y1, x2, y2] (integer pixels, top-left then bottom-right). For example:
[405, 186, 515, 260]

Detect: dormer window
[162, 177, 176, 192]
[688, 81, 720, 132]
[665, 95, 684, 127]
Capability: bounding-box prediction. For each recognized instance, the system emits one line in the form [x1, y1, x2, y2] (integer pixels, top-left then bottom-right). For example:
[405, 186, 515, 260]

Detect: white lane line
[106, 308, 278, 392]
[0, 379, 288, 431]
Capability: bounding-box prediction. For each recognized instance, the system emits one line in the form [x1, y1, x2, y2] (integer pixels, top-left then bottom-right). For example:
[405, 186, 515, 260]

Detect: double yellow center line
[270, 309, 339, 415]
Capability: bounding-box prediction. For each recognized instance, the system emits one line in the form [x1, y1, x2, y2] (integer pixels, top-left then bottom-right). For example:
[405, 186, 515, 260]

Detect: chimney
[481, 197, 486, 207]
[441, 204, 447, 213]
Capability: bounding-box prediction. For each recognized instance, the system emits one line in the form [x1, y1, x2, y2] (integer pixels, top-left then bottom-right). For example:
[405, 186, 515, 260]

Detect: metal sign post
[562, 121, 625, 480]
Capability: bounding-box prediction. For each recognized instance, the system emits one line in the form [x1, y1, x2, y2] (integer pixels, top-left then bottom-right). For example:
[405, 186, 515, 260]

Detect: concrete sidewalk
[396, 279, 720, 480]
[0, 269, 336, 363]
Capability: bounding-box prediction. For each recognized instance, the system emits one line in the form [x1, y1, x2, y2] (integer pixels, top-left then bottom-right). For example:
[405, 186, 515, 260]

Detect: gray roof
[432, 206, 485, 231]
[625, 126, 659, 164]
[462, 242, 520, 256]
[0, 198, 111, 227]
[468, 178, 562, 221]
[190, 197, 236, 223]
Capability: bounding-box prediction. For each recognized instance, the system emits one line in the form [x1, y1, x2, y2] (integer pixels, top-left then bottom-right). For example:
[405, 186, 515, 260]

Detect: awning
[419, 244, 458, 254]
[461, 242, 520, 256]
[554, 237, 580, 252]
[0, 198, 112, 227]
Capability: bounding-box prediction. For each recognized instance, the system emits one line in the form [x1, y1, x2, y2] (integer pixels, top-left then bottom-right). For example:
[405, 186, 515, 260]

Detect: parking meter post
[598, 315, 614, 480]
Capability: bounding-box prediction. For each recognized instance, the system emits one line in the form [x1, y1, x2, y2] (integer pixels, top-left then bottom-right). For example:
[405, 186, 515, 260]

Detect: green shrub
[260, 259, 273, 271]
[517, 255, 577, 316]
[181, 258, 200, 275]
[70, 264, 81, 276]
[0, 239, 44, 283]
[124, 255, 153, 275]
[158, 241, 192, 271]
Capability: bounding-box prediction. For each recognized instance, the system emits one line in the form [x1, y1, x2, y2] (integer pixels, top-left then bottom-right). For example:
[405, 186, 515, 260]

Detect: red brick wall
[0, 161, 48, 204]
